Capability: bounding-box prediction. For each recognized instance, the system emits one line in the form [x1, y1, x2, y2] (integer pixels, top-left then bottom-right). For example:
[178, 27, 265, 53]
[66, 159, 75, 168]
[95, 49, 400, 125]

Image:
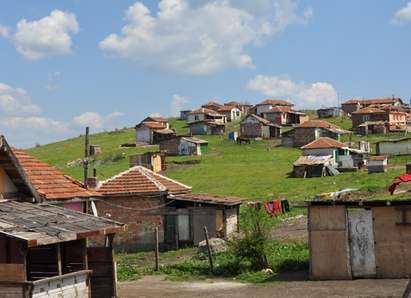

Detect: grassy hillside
[27, 117, 409, 201]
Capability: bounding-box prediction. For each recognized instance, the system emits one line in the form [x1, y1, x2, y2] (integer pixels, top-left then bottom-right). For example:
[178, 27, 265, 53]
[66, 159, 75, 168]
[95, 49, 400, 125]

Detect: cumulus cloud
[4, 10, 79, 60]
[2, 116, 68, 133]
[72, 111, 125, 129]
[247, 75, 338, 108]
[100, 0, 312, 75]
[0, 25, 9, 38]
[170, 94, 190, 116]
[393, 2, 411, 24]
[0, 83, 41, 115]
[46, 71, 62, 92]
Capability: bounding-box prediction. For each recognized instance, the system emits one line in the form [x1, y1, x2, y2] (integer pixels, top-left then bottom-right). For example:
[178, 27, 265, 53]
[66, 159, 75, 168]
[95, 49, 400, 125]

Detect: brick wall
[94, 195, 165, 252]
[240, 123, 262, 138]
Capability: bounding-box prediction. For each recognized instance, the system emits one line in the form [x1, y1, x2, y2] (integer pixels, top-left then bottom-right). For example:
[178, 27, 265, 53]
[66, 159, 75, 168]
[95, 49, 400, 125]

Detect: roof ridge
[151, 171, 192, 191]
[138, 166, 168, 192]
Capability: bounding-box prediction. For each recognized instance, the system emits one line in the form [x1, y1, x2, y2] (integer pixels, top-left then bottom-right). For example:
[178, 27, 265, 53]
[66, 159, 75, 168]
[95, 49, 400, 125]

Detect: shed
[159, 136, 208, 156]
[306, 199, 411, 280]
[129, 151, 166, 172]
[0, 200, 125, 298]
[317, 107, 343, 118]
[187, 120, 225, 135]
[180, 110, 192, 121]
[240, 114, 281, 139]
[217, 106, 242, 122]
[293, 155, 334, 178]
[376, 137, 411, 156]
[367, 156, 388, 173]
[135, 120, 175, 145]
[357, 121, 387, 136]
[165, 193, 242, 246]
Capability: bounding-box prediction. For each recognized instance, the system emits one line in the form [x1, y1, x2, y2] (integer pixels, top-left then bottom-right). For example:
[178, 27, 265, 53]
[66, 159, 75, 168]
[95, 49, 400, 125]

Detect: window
[363, 115, 370, 121]
[195, 115, 199, 121]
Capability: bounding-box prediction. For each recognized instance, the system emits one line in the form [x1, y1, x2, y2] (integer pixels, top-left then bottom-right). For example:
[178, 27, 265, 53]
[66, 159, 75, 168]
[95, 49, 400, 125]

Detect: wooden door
[348, 209, 376, 277]
[88, 247, 115, 298]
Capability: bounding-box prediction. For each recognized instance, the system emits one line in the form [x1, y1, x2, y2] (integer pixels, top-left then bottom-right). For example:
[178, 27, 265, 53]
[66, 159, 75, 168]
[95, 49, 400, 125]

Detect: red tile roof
[368, 155, 387, 161]
[296, 120, 339, 129]
[189, 108, 223, 116]
[257, 99, 293, 106]
[12, 149, 99, 201]
[137, 121, 167, 129]
[98, 166, 191, 196]
[143, 116, 168, 123]
[351, 107, 385, 114]
[174, 193, 243, 206]
[218, 106, 238, 112]
[202, 101, 223, 107]
[263, 106, 292, 113]
[343, 98, 402, 105]
[245, 114, 281, 127]
[301, 137, 346, 149]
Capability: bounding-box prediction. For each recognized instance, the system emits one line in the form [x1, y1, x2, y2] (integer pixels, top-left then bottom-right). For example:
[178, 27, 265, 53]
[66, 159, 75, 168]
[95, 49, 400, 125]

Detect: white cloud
[2, 116, 68, 133]
[100, 0, 312, 75]
[170, 94, 189, 116]
[247, 75, 338, 108]
[72, 111, 125, 129]
[0, 25, 9, 38]
[10, 10, 79, 60]
[0, 83, 41, 115]
[46, 71, 62, 92]
[393, 2, 411, 24]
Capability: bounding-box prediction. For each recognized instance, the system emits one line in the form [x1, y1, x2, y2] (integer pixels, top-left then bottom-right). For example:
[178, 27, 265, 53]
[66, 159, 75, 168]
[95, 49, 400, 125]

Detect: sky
[1, 0, 411, 147]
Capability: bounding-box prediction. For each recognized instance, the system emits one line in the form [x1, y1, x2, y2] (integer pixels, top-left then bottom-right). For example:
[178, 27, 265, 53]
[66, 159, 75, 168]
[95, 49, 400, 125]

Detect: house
[317, 107, 343, 118]
[160, 136, 209, 156]
[341, 97, 404, 114]
[254, 99, 294, 116]
[187, 120, 225, 135]
[180, 110, 192, 121]
[201, 101, 224, 112]
[129, 151, 166, 172]
[262, 106, 309, 126]
[224, 101, 251, 114]
[367, 156, 387, 173]
[376, 138, 411, 156]
[217, 105, 242, 122]
[306, 198, 411, 279]
[93, 166, 242, 250]
[240, 114, 281, 139]
[357, 121, 387, 135]
[135, 118, 176, 144]
[293, 155, 335, 178]
[281, 120, 350, 148]
[187, 108, 226, 124]
[301, 137, 348, 166]
[351, 108, 407, 133]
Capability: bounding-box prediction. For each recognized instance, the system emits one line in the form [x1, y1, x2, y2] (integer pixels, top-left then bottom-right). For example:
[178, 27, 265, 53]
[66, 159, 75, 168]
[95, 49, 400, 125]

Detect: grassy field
[27, 117, 409, 201]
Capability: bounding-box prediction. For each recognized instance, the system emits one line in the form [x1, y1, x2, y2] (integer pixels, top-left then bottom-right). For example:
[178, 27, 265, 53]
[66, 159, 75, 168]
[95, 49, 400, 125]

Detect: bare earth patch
[271, 215, 308, 242]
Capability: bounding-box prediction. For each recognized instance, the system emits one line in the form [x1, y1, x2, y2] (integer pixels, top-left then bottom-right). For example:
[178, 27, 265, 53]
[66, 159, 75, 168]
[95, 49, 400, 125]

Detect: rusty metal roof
[172, 193, 243, 206]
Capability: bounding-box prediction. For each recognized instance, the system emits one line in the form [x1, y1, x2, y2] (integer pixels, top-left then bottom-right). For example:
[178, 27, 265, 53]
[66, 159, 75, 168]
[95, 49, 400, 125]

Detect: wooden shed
[307, 199, 411, 280]
[240, 114, 281, 139]
[0, 200, 125, 298]
[159, 137, 208, 156]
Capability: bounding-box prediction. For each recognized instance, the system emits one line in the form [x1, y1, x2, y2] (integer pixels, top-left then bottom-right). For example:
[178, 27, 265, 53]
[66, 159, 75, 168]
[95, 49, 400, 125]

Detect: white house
[254, 99, 294, 116]
[217, 106, 242, 122]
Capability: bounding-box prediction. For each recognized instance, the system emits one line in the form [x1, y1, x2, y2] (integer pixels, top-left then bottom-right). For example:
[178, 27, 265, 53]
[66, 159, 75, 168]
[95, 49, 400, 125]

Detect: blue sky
[1, 0, 411, 147]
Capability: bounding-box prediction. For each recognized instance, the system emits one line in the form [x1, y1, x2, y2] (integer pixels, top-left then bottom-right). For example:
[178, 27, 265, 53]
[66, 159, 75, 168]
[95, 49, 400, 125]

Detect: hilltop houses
[240, 114, 281, 139]
[253, 99, 294, 116]
[317, 107, 343, 118]
[160, 136, 209, 156]
[217, 105, 242, 122]
[341, 97, 404, 114]
[262, 106, 309, 126]
[187, 108, 226, 124]
[281, 120, 350, 148]
[224, 101, 251, 114]
[201, 101, 224, 112]
[188, 120, 225, 135]
[135, 117, 176, 144]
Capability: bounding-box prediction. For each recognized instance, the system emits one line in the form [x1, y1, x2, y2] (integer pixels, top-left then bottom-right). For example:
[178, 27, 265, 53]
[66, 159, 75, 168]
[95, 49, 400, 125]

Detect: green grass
[26, 117, 410, 201]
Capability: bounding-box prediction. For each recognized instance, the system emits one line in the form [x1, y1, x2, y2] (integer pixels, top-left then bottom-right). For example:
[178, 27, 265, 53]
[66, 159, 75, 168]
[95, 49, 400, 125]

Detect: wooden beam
[56, 244, 62, 276]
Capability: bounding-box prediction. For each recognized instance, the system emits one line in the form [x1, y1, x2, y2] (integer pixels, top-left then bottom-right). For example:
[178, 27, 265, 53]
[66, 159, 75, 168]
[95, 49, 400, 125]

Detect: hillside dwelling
[0, 136, 99, 214]
[135, 120, 176, 145]
[262, 106, 308, 126]
[281, 120, 350, 148]
[0, 201, 125, 298]
[129, 151, 166, 172]
[180, 110, 192, 121]
[224, 101, 251, 114]
[317, 107, 343, 118]
[341, 97, 404, 114]
[201, 101, 223, 112]
[240, 114, 281, 139]
[357, 121, 387, 136]
[187, 108, 226, 124]
[187, 120, 225, 135]
[254, 99, 294, 116]
[367, 156, 388, 173]
[159, 136, 208, 156]
[351, 108, 407, 133]
[376, 138, 411, 156]
[306, 199, 411, 280]
[293, 155, 335, 178]
[217, 106, 242, 122]
[94, 166, 192, 251]
[164, 193, 241, 247]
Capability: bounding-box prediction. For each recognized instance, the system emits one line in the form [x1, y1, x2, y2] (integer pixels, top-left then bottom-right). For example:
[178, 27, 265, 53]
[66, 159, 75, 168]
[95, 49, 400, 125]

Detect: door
[88, 247, 115, 298]
[348, 209, 376, 277]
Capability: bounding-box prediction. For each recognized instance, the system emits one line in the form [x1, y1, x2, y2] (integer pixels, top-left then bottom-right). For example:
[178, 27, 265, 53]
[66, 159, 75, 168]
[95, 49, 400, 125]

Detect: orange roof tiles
[189, 108, 223, 116]
[137, 121, 167, 129]
[343, 98, 402, 105]
[263, 106, 292, 113]
[175, 193, 243, 206]
[301, 137, 346, 149]
[12, 149, 99, 201]
[98, 166, 191, 196]
[296, 120, 340, 129]
[351, 107, 385, 114]
[257, 99, 293, 106]
[217, 106, 238, 112]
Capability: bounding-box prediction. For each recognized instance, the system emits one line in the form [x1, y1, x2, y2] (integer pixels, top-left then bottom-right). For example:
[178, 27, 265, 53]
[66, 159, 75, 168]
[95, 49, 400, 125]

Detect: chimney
[85, 168, 99, 189]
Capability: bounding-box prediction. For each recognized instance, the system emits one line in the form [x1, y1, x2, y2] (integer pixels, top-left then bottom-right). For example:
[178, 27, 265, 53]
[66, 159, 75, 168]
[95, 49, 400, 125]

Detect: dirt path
[118, 275, 408, 298]
[271, 214, 308, 242]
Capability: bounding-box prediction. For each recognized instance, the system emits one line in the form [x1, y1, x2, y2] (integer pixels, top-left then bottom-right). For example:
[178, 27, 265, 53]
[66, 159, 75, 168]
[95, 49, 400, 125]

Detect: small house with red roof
[262, 106, 308, 126]
[135, 117, 175, 144]
[254, 99, 294, 116]
[217, 105, 242, 122]
[351, 107, 407, 134]
[224, 101, 251, 114]
[93, 166, 241, 251]
[187, 107, 226, 123]
[201, 101, 224, 112]
[281, 120, 350, 148]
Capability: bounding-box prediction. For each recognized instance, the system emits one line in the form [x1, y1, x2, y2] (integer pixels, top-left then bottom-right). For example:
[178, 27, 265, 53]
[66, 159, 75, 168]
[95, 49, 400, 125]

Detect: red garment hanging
[389, 173, 411, 195]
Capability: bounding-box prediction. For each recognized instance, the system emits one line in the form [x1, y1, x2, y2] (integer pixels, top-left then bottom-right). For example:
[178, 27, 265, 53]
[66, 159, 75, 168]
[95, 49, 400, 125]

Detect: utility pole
[84, 127, 90, 188]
